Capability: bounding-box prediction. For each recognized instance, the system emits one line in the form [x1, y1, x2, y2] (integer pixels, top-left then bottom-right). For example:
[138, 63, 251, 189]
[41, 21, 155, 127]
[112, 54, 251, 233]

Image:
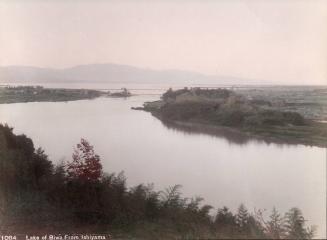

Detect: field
[235, 86, 327, 121]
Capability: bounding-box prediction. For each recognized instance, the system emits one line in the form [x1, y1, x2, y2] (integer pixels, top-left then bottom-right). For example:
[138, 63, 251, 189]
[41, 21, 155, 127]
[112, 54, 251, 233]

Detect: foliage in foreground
[0, 124, 316, 239]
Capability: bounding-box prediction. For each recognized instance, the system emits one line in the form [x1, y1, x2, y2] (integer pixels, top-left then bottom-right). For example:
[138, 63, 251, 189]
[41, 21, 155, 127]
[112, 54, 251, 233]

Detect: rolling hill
[0, 64, 251, 85]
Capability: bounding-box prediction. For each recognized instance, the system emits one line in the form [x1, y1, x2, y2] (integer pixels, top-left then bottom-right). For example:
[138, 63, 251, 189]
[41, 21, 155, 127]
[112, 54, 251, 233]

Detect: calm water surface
[0, 95, 325, 238]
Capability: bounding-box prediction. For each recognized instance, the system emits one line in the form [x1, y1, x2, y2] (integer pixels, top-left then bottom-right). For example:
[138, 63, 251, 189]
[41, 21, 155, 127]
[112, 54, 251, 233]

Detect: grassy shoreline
[0, 86, 132, 104]
[0, 86, 105, 104]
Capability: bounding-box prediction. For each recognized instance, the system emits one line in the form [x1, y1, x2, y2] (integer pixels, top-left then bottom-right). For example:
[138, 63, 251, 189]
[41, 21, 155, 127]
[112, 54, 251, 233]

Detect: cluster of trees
[0, 124, 315, 238]
[156, 88, 306, 127]
[214, 205, 315, 239]
[162, 87, 232, 102]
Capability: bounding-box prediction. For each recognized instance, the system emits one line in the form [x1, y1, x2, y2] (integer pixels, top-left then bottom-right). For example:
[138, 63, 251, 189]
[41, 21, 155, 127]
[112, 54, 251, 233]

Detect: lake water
[0, 94, 326, 238]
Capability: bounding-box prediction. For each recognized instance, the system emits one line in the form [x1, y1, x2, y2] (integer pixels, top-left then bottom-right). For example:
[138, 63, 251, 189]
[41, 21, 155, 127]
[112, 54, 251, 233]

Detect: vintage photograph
[0, 0, 326, 239]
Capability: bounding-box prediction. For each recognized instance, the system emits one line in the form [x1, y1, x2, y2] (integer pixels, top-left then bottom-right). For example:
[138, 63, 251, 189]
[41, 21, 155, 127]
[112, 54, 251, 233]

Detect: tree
[215, 207, 235, 226]
[160, 184, 184, 208]
[267, 207, 286, 239]
[236, 204, 249, 228]
[284, 207, 316, 239]
[67, 138, 102, 182]
[32, 148, 53, 189]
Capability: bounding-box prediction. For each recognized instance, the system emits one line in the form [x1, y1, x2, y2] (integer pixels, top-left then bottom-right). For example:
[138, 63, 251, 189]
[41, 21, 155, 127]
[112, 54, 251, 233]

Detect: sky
[0, 0, 326, 85]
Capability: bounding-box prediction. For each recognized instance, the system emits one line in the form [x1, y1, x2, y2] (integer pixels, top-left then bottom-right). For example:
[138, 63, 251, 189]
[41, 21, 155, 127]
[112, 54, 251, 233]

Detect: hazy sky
[0, 0, 326, 84]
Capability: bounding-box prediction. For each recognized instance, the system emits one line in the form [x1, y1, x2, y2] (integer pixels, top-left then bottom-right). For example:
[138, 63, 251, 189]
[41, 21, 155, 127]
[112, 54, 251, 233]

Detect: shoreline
[157, 117, 327, 148]
[0, 86, 133, 104]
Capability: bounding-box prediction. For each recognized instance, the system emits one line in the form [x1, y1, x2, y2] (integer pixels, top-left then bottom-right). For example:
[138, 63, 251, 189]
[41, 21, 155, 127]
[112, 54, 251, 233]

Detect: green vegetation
[0, 124, 316, 239]
[139, 88, 327, 147]
[0, 86, 104, 104]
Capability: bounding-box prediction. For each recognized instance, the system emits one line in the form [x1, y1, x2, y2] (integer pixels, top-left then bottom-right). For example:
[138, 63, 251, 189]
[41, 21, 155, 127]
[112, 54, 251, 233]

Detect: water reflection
[161, 120, 253, 145]
[159, 119, 312, 148]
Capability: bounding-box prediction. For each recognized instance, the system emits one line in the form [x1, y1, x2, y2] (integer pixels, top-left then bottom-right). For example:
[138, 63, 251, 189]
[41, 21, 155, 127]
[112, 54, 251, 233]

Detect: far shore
[0, 85, 132, 104]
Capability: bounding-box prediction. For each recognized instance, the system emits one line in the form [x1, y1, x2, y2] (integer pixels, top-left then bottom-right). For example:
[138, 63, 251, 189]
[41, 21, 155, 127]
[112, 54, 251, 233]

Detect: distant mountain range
[0, 63, 255, 85]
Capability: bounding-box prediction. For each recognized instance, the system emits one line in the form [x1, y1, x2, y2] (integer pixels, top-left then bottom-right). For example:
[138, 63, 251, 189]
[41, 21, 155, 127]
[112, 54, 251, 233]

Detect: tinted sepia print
[0, 1, 326, 239]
